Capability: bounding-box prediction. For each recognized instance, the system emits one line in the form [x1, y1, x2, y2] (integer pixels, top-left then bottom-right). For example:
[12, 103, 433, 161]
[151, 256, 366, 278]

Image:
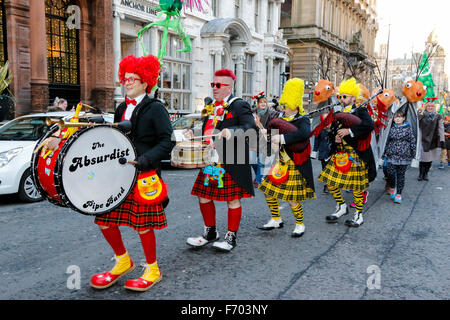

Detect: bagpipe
[310, 88, 384, 152]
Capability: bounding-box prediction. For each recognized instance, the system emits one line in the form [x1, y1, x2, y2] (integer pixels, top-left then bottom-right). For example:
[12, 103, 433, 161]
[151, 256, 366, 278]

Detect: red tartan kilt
[191, 169, 253, 201]
[94, 187, 167, 232]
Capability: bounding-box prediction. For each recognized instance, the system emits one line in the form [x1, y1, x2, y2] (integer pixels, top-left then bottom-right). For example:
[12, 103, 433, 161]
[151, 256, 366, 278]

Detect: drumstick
[190, 133, 220, 140]
[118, 157, 137, 166]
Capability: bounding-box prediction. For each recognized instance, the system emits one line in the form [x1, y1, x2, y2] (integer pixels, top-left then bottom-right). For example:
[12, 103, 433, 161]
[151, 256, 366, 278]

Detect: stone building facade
[113, 0, 289, 113]
[376, 32, 449, 99]
[2, 0, 289, 116]
[280, 0, 378, 110]
[2, 0, 115, 116]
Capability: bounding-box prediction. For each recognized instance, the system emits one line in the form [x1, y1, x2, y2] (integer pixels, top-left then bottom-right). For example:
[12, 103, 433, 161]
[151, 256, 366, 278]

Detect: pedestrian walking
[257, 78, 316, 238]
[90, 54, 174, 292]
[417, 101, 445, 181]
[185, 69, 257, 252]
[382, 110, 416, 204]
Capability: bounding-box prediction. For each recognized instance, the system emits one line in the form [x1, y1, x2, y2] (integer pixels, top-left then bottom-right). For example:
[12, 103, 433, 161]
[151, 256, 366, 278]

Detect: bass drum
[32, 125, 138, 216]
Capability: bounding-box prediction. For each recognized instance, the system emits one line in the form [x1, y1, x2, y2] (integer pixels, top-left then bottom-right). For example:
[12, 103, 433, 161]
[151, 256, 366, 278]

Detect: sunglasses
[211, 82, 231, 89]
[337, 94, 349, 100]
[120, 77, 142, 85]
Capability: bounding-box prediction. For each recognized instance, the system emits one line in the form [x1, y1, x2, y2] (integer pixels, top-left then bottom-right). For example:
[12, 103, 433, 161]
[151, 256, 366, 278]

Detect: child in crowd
[382, 110, 416, 204]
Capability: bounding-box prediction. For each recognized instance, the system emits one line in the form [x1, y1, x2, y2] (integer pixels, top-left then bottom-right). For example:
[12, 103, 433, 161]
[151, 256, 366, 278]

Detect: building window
[254, 0, 259, 33]
[158, 32, 192, 113]
[235, 0, 240, 18]
[0, 0, 7, 66]
[45, 0, 79, 85]
[242, 54, 254, 102]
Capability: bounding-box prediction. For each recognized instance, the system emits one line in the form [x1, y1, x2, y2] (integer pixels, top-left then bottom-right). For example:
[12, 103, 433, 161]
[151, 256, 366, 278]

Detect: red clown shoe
[123, 261, 162, 292]
[90, 252, 135, 289]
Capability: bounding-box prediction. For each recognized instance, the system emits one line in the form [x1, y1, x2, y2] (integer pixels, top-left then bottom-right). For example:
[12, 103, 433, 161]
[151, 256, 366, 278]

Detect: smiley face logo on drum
[134, 171, 168, 204]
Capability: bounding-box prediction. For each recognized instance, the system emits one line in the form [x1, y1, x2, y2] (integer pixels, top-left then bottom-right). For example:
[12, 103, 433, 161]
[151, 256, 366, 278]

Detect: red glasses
[120, 77, 142, 85]
[211, 82, 231, 89]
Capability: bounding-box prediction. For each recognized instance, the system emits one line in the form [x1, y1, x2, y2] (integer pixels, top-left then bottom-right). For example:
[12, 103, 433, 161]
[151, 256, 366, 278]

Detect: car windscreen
[0, 117, 53, 141]
[172, 117, 203, 130]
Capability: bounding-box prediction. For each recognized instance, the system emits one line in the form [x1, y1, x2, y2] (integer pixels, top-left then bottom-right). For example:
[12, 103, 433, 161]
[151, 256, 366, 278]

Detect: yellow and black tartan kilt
[94, 187, 167, 232]
[259, 160, 316, 202]
[318, 147, 369, 191]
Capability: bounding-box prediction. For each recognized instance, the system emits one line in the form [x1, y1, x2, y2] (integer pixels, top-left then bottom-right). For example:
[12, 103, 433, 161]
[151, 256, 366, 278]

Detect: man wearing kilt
[90, 55, 174, 291]
[258, 78, 316, 237]
[185, 69, 257, 252]
[318, 78, 376, 227]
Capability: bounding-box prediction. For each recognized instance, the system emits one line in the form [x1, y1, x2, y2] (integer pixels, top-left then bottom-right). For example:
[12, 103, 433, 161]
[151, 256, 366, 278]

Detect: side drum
[170, 141, 212, 169]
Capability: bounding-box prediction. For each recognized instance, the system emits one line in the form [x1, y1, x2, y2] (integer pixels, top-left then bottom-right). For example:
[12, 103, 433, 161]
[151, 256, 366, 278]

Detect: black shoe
[186, 226, 219, 247]
[323, 185, 329, 194]
[212, 231, 237, 252]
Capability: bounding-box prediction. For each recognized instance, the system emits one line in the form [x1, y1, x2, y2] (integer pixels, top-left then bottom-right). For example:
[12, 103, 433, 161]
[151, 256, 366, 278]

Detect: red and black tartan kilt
[94, 187, 167, 232]
[191, 168, 253, 201]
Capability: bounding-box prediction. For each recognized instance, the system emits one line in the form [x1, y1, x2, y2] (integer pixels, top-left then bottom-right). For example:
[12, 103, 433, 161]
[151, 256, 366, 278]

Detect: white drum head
[60, 126, 137, 215]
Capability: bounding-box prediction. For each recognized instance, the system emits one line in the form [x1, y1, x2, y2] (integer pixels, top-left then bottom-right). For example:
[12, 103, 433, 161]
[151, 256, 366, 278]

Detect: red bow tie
[125, 98, 137, 106]
[215, 100, 224, 106]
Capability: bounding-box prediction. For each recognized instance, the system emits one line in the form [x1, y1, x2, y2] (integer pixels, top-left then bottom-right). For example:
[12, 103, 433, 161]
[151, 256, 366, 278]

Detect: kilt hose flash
[318, 145, 369, 192]
[191, 168, 253, 201]
[259, 160, 316, 202]
[95, 187, 167, 232]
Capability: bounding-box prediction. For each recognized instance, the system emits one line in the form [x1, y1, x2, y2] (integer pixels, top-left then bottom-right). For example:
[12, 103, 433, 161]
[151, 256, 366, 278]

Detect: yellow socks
[141, 261, 162, 283]
[265, 197, 281, 220]
[290, 203, 304, 225]
[110, 251, 132, 275]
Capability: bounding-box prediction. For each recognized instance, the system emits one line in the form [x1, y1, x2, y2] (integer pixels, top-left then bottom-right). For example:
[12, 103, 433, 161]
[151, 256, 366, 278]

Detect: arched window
[45, 0, 80, 104]
[0, 0, 7, 65]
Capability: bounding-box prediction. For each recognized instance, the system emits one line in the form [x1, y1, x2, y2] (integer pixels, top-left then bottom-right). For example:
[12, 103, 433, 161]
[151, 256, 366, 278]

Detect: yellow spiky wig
[339, 78, 360, 98]
[279, 78, 305, 114]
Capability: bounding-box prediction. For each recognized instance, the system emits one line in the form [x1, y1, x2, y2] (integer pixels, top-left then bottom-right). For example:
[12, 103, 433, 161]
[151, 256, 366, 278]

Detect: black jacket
[329, 105, 377, 182]
[201, 95, 258, 196]
[313, 128, 331, 161]
[280, 114, 315, 191]
[115, 95, 174, 171]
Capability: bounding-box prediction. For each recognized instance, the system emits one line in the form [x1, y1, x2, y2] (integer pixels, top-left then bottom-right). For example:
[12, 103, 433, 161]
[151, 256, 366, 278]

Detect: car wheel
[18, 168, 44, 203]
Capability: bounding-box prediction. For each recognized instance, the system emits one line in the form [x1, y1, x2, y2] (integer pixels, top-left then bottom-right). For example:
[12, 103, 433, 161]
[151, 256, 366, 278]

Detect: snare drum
[170, 141, 212, 169]
[32, 125, 137, 216]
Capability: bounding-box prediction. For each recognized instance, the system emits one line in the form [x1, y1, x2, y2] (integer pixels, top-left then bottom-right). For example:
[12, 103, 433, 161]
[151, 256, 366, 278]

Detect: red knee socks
[199, 201, 216, 227]
[228, 207, 242, 232]
[101, 226, 126, 256]
[139, 229, 157, 264]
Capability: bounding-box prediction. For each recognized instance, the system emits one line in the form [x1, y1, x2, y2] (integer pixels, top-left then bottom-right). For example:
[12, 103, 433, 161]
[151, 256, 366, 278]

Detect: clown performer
[318, 78, 376, 227]
[184, 69, 257, 252]
[90, 54, 174, 292]
[257, 78, 316, 237]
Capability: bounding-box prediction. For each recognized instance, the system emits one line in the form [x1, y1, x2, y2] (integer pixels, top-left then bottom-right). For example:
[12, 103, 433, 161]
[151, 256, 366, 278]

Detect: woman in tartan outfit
[318, 78, 376, 227]
[90, 54, 174, 291]
[185, 69, 257, 252]
[258, 78, 316, 237]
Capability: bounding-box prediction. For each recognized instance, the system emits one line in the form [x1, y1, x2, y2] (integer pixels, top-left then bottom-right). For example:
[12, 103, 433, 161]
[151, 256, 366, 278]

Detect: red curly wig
[214, 69, 236, 82]
[119, 55, 160, 93]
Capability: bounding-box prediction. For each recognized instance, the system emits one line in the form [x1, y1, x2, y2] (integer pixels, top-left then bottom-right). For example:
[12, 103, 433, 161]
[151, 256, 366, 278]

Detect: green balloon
[159, 0, 183, 12]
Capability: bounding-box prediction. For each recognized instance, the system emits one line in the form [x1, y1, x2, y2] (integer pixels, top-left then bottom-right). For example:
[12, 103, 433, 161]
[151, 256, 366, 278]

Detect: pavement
[0, 160, 449, 301]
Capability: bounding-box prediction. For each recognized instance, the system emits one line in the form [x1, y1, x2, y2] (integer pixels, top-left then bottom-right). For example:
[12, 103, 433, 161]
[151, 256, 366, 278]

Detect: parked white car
[0, 111, 113, 202]
[171, 113, 203, 142]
